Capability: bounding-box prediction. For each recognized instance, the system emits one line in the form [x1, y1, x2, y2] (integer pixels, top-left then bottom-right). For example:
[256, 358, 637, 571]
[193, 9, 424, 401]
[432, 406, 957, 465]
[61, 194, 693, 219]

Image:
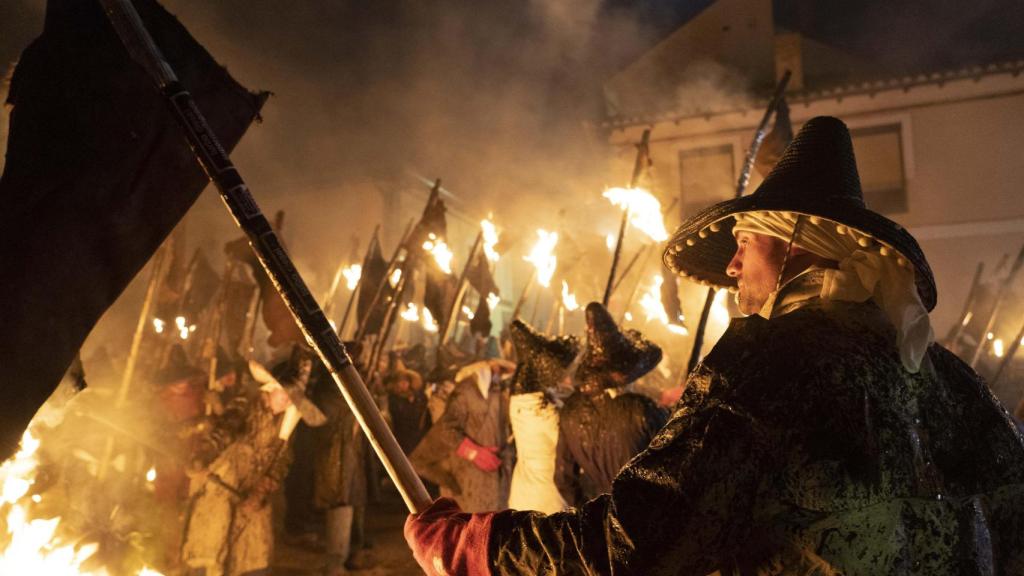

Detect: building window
[850, 123, 907, 214]
[679, 144, 735, 217]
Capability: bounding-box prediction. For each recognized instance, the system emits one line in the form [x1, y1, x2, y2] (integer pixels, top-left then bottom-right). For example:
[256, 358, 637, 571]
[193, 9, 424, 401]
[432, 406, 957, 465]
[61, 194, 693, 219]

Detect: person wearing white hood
[182, 345, 325, 576]
[506, 319, 580, 514]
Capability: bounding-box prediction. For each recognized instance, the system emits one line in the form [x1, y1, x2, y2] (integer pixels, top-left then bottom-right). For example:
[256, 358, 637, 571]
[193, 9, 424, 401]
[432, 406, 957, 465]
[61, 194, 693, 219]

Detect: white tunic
[508, 392, 567, 514]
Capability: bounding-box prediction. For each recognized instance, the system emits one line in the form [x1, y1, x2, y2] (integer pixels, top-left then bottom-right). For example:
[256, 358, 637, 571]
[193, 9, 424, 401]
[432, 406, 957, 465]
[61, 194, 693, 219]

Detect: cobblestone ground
[273, 488, 422, 576]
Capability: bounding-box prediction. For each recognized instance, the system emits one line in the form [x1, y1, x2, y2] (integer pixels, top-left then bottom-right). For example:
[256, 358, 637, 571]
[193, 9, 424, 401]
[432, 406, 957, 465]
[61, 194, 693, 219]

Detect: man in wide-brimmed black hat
[403, 117, 1024, 575]
[554, 302, 666, 507]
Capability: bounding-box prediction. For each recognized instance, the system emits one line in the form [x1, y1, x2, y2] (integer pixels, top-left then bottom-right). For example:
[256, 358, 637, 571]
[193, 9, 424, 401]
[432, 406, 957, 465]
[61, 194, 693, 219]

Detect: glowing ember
[637, 275, 688, 335]
[561, 281, 580, 312]
[152, 318, 165, 334]
[422, 233, 454, 274]
[481, 218, 500, 262]
[523, 229, 559, 288]
[486, 292, 501, 310]
[462, 305, 475, 320]
[602, 187, 669, 242]
[389, 268, 403, 288]
[342, 264, 362, 291]
[421, 308, 439, 333]
[145, 467, 157, 483]
[993, 338, 1005, 358]
[400, 303, 420, 322]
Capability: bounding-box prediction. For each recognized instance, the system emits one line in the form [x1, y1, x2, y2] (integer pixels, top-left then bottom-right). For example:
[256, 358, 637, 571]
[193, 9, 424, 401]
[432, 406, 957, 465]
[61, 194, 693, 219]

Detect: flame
[624, 311, 633, 321]
[602, 187, 669, 243]
[152, 318, 165, 334]
[421, 308, 439, 333]
[0, 431, 105, 574]
[462, 306, 475, 320]
[400, 303, 420, 322]
[174, 316, 194, 341]
[145, 467, 157, 483]
[481, 218, 500, 263]
[637, 275, 688, 335]
[605, 234, 616, 252]
[422, 233, 454, 274]
[342, 264, 362, 291]
[486, 292, 501, 310]
[561, 281, 580, 312]
[993, 338, 1005, 358]
[389, 268, 403, 288]
[523, 229, 559, 288]
[711, 289, 731, 326]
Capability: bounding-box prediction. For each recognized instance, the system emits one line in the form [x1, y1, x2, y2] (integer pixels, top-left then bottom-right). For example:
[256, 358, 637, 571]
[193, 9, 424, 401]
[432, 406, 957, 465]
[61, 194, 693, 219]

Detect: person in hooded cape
[182, 345, 325, 576]
[507, 320, 580, 514]
[554, 303, 667, 507]
[410, 356, 516, 513]
[402, 116, 1024, 575]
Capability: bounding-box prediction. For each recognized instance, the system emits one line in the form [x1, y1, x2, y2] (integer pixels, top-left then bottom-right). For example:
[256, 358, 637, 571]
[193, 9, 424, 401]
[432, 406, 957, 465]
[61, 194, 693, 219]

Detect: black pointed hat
[509, 320, 580, 394]
[662, 116, 936, 311]
[577, 302, 662, 390]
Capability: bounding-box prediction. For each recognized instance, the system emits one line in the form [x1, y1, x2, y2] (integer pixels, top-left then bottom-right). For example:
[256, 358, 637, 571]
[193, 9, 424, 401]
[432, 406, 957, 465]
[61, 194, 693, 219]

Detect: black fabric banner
[0, 0, 266, 459]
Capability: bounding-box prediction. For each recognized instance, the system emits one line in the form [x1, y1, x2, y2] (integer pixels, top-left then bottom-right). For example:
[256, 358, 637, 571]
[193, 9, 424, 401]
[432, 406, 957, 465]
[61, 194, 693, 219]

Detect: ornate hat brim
[662, 194, 937, 311]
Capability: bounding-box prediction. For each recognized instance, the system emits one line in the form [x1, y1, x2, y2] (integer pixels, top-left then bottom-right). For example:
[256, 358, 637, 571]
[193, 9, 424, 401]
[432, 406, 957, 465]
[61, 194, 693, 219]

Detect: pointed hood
[508, 319, 580, 394]
[577, 302, 662, 391]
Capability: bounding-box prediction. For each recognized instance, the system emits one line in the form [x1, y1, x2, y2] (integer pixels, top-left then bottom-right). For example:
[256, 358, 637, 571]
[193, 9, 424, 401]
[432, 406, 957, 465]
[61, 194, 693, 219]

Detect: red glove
[404, 497, 496, 576]
[456, 437, 501, 472]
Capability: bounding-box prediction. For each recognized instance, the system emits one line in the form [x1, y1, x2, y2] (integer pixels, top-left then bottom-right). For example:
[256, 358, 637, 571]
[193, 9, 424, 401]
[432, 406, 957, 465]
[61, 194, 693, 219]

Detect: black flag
[0, 0, 266, 458]
[466, 250, 498, 337]
[358, 237, 390, 336]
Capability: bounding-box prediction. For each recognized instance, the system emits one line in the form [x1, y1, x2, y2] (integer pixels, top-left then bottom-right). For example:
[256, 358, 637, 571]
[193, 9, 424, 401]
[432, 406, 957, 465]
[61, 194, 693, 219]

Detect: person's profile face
[726, 230, 788, 315]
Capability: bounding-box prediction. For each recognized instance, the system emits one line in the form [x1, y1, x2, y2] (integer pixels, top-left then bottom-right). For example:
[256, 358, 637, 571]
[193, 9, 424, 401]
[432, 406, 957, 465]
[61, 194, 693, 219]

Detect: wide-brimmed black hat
[577, 302, 662, 390]
[509, 320, 580, 394]
[662, 116, 936, 311]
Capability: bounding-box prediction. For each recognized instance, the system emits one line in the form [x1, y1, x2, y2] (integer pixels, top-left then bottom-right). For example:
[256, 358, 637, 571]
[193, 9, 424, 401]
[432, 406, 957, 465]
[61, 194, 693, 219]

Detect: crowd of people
[132, 292, 670, 575]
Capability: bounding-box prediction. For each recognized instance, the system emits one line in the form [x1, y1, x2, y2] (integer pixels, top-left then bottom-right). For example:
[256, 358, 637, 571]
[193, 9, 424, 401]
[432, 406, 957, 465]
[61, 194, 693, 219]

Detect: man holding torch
[403, 117, 1024, 574]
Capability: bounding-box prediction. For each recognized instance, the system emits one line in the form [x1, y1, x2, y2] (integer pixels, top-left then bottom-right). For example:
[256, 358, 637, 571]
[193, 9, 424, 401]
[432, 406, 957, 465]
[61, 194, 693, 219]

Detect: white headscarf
[732, 211, 933, 373]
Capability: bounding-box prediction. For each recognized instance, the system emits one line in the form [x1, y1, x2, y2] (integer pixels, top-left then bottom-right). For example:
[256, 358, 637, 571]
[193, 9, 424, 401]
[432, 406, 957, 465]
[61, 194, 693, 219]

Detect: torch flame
[342, 264, 362, 291]
[994, 338, 1005, 358]
[421, 308, 439, 333]
[561, 281, 580, 312]
[602, 187, 669, 243]
[487, 292, 501, 311]
[400, 303, 420, 322]
[711, 289, 730, 326]
[422, 233, 454, 275]
[637, 275, 688, 335]
[481, 218, 500, 263]
[523, 229, 559, 288]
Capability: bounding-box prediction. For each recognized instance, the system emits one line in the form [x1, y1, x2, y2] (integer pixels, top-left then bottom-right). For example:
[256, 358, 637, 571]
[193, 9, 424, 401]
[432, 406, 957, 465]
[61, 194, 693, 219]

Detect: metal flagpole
[99, 0, 431, 512]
